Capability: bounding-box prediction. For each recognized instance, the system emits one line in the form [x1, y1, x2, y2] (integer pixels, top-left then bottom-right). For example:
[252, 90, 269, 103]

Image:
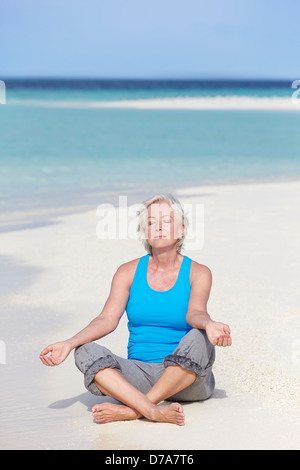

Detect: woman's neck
[150, 250, 182, 271]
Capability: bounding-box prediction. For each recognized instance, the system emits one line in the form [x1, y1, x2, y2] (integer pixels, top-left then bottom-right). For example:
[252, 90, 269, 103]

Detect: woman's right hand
[40, 341, 73, 366]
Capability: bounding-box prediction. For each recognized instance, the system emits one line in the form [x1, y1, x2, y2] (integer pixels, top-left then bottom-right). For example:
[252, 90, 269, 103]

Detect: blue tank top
[125, 254, 193, 363]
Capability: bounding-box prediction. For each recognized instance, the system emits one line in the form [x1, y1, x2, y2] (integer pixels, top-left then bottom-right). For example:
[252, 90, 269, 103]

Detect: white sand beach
[0, 180, 299, 450]
[12, 95, 300, 111]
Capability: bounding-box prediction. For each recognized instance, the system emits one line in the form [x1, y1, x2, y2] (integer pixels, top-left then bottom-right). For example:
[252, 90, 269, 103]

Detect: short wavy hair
[136, 193, 189, 255]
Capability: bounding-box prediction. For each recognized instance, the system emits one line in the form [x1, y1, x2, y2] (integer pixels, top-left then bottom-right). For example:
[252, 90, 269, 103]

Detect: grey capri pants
[74, 328, 215, 402]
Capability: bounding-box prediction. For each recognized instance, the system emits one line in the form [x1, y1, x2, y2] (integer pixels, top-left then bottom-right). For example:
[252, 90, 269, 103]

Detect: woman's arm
[40, 263, 131, 366]
[186, 263, 232, 347]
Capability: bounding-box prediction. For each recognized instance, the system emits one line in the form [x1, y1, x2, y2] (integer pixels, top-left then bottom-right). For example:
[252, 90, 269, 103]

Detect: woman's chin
[149, 238, 178, 250]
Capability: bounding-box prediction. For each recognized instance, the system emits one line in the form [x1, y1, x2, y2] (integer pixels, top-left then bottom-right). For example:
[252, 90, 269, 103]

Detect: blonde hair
[136, 193, 189, 255]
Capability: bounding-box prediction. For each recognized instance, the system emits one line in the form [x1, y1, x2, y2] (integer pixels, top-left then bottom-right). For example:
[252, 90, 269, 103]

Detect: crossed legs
[75, 329, 215, 425]
[92, 365, 197, 425]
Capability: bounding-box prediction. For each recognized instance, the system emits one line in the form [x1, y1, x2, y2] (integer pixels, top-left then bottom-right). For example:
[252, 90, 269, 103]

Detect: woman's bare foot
[149, 402, 185, 426]
[92, 402, 185, 426]
[92, 403, 141, 424]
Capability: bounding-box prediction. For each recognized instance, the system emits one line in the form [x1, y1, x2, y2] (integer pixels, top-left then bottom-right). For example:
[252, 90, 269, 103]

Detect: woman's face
[145, 201, 183, 251]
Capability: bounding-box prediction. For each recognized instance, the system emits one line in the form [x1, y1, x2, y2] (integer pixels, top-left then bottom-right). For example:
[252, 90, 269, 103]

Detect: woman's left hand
[205, 321, 232, 347]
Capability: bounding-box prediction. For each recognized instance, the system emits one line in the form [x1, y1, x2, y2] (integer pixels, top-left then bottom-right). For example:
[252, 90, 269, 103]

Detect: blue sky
[1, 0, 299, 79]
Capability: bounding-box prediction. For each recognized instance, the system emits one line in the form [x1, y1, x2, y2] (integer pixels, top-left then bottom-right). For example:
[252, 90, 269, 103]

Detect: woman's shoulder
[120, 255, 146, 271]
[116, 256, 146, 287]
[189, 259, 212, 285]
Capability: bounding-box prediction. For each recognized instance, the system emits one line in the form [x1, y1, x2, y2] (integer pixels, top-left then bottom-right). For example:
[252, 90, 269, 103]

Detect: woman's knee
[174, 328, 215, 369]
[74, 343, 91, 372]
[186, 327, 208, 344]
[74, 342, 110, 373]
[189, 328, 215, 356]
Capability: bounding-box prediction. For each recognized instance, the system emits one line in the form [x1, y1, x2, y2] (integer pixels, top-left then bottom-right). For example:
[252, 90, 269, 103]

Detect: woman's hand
[40, 341, 73, 366]
[205, 321, 232, 347]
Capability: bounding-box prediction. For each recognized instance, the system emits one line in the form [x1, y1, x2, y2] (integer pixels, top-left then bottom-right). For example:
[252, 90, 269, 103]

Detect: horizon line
[1, 76, 296, 82]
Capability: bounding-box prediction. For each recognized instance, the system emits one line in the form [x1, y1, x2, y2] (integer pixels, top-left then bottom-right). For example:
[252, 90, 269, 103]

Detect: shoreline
[0, 178, 299, 449]
[1, 176, 300, 234]
[8, 95, 300, 111]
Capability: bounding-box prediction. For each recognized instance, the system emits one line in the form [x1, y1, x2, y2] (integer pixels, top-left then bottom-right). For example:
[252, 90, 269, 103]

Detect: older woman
[40, 193, 231, 426]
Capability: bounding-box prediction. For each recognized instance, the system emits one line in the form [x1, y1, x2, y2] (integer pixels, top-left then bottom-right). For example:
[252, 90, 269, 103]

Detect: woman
[40, 193, 231, 426]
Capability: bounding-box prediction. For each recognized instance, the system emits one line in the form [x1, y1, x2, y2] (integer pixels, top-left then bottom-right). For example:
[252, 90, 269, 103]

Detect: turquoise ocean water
[0, 79, 300, 231]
